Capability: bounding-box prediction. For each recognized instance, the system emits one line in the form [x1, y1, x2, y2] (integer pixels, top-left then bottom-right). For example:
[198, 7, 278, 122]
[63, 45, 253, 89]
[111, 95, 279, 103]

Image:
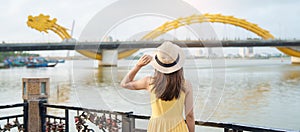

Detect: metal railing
[41, 103, 129, 132]
[40, 103, 296, 132]
[0, 102, 28, 132]
[128, 114, 292, 132]
[0, 102, 296, 132]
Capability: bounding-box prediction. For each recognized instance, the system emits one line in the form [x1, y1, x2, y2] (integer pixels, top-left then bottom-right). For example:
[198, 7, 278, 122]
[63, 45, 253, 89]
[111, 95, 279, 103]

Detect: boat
[47, 59, 65, 63]
[47, 62, 58, 67]
[26, 62, 57, 68]
[57, 59, 65, 63]
[26, 57, 58, 68]
[0, 63, 9, 69]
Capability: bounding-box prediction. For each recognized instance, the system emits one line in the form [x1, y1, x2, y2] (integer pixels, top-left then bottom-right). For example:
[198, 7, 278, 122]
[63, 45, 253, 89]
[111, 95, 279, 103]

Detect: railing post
[224, 128, 229, 132]
[23, 101, 28, 132]
[39, 99, 47, 132]
[122, 112, 135, 132]
[65, 109, 69, 132]
[22, 78, 50, 132]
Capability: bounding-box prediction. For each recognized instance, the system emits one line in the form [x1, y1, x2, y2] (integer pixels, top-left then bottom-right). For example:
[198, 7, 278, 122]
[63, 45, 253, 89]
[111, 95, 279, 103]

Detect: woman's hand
[136, 55, 152, 68]
[121, 54, 152, 90]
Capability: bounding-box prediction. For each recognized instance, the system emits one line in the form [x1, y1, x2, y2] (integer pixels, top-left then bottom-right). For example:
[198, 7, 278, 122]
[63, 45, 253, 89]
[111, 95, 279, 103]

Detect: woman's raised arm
[120, 55, 152, 90]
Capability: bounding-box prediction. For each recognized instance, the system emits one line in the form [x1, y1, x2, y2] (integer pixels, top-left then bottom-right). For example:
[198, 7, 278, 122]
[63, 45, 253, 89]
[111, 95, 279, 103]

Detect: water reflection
[95, 67, 119, 84]
[282, 70, 300, 84]
[211, 81, 269, 122]
[51, 83, 71, 103]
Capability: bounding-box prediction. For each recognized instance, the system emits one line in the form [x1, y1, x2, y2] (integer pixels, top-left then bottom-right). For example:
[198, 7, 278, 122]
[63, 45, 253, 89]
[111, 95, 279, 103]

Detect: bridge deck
[0, 40, 300, 51]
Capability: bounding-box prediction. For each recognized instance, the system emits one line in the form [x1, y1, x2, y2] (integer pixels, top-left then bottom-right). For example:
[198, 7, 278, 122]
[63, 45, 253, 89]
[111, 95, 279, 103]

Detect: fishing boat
[26, 57, 58, 68]
[26, 62, 57, 68]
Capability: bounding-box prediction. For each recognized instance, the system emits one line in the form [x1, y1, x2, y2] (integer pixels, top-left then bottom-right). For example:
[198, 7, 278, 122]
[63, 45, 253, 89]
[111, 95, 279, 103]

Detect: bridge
[1, 40, 300, 51]
[23, 13, 300, 65]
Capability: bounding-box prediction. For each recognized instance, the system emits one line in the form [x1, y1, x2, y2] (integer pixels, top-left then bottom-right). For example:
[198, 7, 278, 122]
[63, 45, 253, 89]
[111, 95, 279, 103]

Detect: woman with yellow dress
[121, 41, 194, 132]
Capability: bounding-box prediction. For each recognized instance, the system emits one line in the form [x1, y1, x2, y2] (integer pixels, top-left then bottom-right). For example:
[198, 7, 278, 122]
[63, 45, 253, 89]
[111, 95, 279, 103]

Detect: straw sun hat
[150, 41, 185, 74]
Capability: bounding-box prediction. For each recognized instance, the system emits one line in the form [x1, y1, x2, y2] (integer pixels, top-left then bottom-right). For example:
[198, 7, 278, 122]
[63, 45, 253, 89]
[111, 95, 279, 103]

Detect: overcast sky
[1, 0, 299, 55]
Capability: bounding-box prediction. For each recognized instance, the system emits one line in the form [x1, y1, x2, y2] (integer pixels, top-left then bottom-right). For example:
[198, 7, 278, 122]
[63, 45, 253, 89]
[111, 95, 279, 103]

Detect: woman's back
[120, 41, 194, 132]
[147, 85, 189, 132]
[150, 89, 185, 118]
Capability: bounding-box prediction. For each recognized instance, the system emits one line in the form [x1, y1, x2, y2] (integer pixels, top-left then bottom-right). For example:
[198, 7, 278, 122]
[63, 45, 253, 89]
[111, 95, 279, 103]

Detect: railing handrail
[129, 114, 292, 132]
[44, 103, 130, 116]
[43, 103, 297, 132]
[0, 103, 27, 109]
[0, 114, 24, 120]
[195, 121, 291, 132]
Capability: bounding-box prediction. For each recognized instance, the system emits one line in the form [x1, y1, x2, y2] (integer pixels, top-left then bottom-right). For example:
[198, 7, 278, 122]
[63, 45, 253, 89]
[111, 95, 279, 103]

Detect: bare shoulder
[143, 76, 152, 83]
[184, 80, 193, 93]
[185, 80, 192, 86]
[143, 76, 153, 91]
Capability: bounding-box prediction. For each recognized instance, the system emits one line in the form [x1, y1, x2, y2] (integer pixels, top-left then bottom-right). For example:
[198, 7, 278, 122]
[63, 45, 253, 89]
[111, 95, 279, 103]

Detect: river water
[0, 58, 299, 131]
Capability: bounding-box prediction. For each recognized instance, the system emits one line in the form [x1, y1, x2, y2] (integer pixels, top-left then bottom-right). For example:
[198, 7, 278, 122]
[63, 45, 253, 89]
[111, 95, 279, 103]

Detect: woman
[121, 41, 194, 132]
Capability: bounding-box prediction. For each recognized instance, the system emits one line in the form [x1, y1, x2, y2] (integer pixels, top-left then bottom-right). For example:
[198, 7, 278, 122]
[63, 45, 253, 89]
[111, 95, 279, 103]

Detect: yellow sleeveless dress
[147, 89, 189, 132]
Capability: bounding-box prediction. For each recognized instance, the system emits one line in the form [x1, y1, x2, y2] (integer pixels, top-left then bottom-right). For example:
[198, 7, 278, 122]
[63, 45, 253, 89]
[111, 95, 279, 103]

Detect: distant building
[102, 36, 113, 42]
[194, 49, 204, 57]
[183, 49, 192, 58]
[208, 48, 213, 55]
[239, 47, 254, 58]
[199, 48, 219, 58]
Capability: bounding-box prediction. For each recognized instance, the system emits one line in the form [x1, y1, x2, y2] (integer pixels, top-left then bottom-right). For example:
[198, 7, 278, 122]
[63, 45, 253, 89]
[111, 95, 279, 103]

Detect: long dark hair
[151, 68, 185, 101]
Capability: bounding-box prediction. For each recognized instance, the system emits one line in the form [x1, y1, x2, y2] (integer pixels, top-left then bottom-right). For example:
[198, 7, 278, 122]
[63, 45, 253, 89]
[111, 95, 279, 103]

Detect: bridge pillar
[99, 49, 118, 67]
[97, 66, 118, 83]
[291, 56, 300, 64]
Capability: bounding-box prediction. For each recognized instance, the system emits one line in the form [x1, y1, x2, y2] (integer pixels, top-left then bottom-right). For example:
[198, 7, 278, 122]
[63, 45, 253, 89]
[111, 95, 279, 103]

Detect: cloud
[0, 0, 114, 42]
